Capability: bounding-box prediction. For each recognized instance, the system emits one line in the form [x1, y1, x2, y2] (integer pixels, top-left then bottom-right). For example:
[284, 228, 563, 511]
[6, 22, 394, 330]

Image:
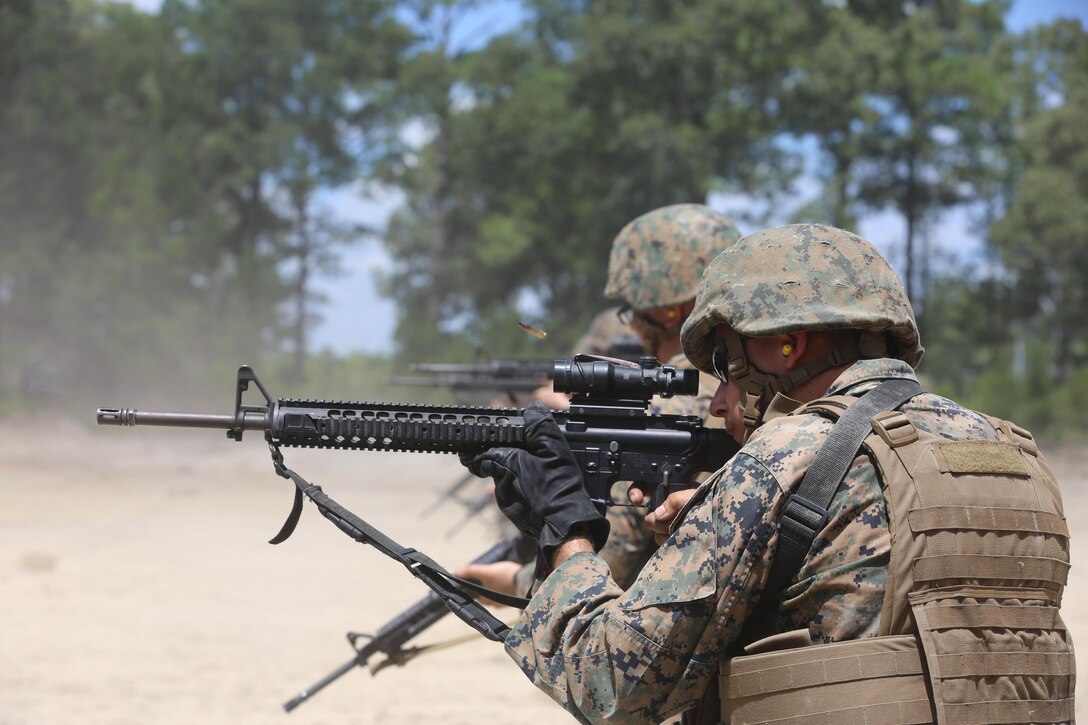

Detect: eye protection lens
[616, 305, 634, 325]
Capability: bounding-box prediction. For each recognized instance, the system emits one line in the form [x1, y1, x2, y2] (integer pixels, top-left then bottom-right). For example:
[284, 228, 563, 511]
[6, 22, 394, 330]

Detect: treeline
[1, 1, 1086, 438]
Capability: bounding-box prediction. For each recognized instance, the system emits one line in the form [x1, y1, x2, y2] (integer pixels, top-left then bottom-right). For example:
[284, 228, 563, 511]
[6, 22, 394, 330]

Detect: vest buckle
[871, 410, 918, 448]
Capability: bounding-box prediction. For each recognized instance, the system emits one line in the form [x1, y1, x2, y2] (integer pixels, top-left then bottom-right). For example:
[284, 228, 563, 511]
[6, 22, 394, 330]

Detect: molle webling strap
[721, 634, 936, 725]
[870, 413, 1075, 724]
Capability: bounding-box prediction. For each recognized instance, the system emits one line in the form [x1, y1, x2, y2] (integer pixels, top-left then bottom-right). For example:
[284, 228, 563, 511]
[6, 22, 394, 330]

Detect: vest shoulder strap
[762, 378, 923, 605]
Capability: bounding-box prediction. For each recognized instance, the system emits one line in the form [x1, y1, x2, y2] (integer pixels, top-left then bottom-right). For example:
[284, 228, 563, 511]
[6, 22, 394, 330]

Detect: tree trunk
[290, 191, 311, 382]
[904, 153, 917, 305]
[832, 147, 851, 229]
[427, 104, 450, 323]
[425, 14, 453, 324]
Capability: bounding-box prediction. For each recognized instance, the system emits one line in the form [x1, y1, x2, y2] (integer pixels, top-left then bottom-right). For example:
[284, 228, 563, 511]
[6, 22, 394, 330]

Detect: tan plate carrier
[721, 400, 1075, 725]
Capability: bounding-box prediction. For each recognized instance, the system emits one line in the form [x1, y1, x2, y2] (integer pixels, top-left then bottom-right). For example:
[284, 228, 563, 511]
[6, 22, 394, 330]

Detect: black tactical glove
[460, 401, 609, 563]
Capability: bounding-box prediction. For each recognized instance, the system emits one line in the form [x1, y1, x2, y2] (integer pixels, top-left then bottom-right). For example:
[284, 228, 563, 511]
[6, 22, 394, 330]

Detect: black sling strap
[762, 378, 923, 606]
[265, 442, 529, 644]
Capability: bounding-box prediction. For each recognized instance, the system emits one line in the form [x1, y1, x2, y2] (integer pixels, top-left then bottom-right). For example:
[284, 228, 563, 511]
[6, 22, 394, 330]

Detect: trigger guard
[649, 481, 689, 511]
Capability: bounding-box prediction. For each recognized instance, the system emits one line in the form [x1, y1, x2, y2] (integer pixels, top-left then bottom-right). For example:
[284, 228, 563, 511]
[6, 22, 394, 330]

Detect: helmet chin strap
[722, 328, 862, 442]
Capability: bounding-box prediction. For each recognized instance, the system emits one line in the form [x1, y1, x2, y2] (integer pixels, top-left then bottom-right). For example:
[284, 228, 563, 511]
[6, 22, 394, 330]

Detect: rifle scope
[552, 355, 698, 399]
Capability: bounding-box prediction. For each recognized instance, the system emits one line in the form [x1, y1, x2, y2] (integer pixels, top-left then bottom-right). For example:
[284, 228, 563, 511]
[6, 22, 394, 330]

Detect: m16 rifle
[95, 355, 738, 655]
[386, 335, 646, 396]
[283, 534, 535, 712]
[385, 371, 547, 395]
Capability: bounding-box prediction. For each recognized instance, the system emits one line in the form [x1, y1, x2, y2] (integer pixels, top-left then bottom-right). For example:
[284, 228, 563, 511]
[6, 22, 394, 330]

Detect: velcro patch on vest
[938, 441, 1031, 476]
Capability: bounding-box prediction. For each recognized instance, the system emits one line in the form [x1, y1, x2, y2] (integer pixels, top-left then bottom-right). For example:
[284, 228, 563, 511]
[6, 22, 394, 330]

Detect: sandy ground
[2, 419, 1086, 724]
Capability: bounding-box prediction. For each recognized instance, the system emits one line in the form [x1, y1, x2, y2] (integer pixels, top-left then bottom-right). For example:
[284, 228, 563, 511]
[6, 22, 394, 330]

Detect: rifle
[96, 356, 739, 644]
[386, 372, 546, 395]
[386, 335, 647, 396]
[98, 356, 736, 512]
[419, 471, 476, 519]
[444, 489, 496, 539]
[408, 358, 552, 378]
[418, 471, 497, 540]
[283, 534, 535, 712]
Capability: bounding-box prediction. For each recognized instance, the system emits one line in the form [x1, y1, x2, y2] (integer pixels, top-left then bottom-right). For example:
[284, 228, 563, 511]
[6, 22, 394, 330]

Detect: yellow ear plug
[782, 343, 794, 357]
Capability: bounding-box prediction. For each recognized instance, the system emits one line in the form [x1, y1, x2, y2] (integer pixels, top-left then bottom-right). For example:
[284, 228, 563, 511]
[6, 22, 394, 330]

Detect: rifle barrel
[98, 359, 737, 510]
[282, 658, 358, 712]
[96, 408, 268, 431]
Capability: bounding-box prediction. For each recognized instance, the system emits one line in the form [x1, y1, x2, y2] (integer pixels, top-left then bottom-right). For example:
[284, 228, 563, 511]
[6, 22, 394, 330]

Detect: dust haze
[3, 418, 1087, 723]
[1, 420, 567, 724]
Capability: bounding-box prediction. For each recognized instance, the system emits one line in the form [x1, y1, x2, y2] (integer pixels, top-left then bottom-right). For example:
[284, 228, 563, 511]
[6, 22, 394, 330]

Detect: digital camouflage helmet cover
[681, 223, 923, 438]
[605, 204, 742, 311]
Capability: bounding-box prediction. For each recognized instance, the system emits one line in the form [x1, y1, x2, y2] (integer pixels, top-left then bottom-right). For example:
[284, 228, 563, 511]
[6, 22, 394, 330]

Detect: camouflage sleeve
[503, 452, 783, 724]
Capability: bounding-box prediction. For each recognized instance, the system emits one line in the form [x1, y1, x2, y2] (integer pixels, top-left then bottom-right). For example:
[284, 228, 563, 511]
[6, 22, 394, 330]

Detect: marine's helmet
[681, 223, 923, 439]
[604, 204, 741, 311]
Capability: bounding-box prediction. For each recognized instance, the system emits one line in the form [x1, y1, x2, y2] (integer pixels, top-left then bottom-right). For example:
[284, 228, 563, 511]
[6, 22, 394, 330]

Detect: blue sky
[1006, 0, 1088, 28]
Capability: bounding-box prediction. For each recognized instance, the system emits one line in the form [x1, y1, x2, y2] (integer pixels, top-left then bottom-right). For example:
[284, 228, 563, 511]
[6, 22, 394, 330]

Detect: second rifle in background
[386, 335, 645, 398]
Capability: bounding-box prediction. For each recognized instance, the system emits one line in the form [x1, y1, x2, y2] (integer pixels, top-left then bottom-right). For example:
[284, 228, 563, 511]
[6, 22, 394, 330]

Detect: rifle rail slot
[278, 417, 526, 453]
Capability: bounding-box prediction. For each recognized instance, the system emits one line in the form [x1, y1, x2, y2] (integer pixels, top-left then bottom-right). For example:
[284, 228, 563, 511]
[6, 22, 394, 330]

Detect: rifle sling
[266, 442, 527, 641]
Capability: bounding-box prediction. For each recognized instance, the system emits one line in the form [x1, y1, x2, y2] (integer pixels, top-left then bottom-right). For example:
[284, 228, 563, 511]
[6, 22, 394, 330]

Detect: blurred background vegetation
[1, 0, 1086, 440]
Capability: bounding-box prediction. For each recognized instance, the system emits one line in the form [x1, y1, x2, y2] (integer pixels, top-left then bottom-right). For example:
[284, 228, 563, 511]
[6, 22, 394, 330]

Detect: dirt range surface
[3, 419, 1086, 724]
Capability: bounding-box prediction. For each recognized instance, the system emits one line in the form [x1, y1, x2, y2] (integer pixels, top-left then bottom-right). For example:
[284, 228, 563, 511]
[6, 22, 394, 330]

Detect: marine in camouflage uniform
[563, 305, 656, 589]
[599, 384, 716, 587]
[511, 204, 740, 593]
[593, 205, 738, 589]
[572, 306, 634, 357]
[466, 224, 1071, 724]
[601, 354, 722, 589]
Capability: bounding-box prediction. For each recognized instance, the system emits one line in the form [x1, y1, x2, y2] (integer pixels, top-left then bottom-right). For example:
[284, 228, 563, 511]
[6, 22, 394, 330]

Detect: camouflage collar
[825, 358, 918, 397]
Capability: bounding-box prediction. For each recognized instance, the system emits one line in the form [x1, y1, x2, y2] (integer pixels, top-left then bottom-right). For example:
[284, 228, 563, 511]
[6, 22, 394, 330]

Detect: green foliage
[989, 20, 1088, 381]
[0, 0, 408, 405]
[265, 350, 402, 401]
[1047, 366, 1088, 444]
[915, 272, 1016, 398]
[787, 1, 1012, 317]
[940, 337, 1088, 446]
[2, 0, 1087, 450]
[378, 0, 801, 363]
